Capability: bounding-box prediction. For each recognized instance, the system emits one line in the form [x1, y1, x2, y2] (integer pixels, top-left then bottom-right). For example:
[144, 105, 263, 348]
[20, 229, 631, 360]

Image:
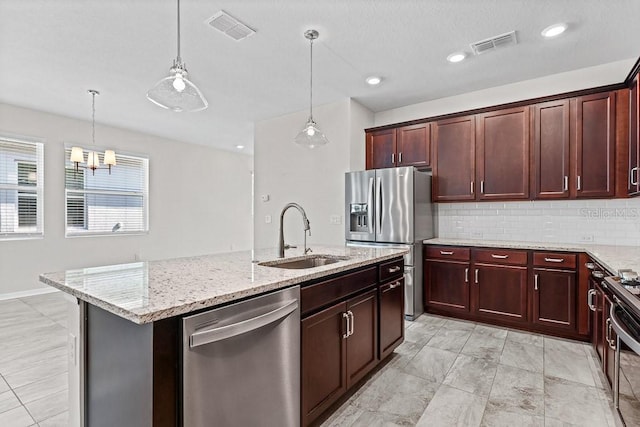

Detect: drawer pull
[491, 254, 509, 259]
[440, 251, 454, 255]
[544, 257, 564, 263]
[388, 266, 401, 273]
[389, 281, 401, 289]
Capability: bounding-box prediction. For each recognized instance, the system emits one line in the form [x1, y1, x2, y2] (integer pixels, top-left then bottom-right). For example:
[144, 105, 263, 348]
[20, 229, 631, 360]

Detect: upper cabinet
[476, 107, 530, 200]
[432, 116, 475, 201]
[531, 100, 570, 199]
[630, 76, 640, 196]
[573, 92, 616, 198]
[366, 123, 430, 170]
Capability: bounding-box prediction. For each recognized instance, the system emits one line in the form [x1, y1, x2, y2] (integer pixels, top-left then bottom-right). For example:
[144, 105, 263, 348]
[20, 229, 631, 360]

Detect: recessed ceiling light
[446, 52, 466, 63]
[541, 23, 567, 38]
[366, 76, 382, 86]
[236, 145, 245, 149]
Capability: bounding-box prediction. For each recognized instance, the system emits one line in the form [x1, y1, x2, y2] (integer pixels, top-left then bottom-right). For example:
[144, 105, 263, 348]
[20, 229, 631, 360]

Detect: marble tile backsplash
[436, 198, 640, 246]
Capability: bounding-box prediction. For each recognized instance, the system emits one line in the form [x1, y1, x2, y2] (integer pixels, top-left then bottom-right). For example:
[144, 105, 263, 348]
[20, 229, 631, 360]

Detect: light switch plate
[330, 215, 342, 225]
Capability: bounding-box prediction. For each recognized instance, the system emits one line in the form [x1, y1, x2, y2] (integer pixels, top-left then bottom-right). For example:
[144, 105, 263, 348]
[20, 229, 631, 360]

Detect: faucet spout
[278, 203, 312, 258]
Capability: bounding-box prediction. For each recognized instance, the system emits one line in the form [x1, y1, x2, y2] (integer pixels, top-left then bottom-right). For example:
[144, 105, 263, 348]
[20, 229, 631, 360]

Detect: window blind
[0, 137, 44, 239]
[64, 147, 148, 236]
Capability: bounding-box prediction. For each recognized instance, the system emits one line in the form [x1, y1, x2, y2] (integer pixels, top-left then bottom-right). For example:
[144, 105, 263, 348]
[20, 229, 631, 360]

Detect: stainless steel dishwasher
[182, 286, 300, 427]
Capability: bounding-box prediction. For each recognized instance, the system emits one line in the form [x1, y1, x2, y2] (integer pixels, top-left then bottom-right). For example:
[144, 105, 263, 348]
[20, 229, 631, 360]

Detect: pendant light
[294, 29, 329, 148]
[70, 90, 116, 175]
[146, 0, 208, 112]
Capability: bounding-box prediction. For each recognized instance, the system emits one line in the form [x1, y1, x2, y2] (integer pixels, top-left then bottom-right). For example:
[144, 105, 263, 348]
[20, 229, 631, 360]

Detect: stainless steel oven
[605, 277, 640, 426]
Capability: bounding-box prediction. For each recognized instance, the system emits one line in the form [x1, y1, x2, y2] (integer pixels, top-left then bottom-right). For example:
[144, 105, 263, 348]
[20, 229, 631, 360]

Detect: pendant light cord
[176, 0, 182, 63]
[91, 91, 96, 146]
[309, 37, 313, 119]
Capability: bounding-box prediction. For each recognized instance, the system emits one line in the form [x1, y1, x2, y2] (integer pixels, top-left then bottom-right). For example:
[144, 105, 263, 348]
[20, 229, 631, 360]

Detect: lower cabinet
[301, 259, 403, 426]
[379, 278, 405, 359]
[424, 245, 584, 339]
[532, 268, 576, 330]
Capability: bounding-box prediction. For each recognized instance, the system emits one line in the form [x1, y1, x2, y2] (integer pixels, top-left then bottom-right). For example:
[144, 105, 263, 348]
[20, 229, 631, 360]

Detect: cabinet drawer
[379, 258, 404, 282]
[533, 252, 576, 269]
[474, 248, 527, 265]
[425, 246, 470, 261]
[301, 267, 377, 316]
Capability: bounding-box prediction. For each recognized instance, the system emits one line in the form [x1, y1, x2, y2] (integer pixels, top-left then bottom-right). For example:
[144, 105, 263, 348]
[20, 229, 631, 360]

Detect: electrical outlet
[329, 215, 342, 225]
[580, 235, 594, 242]
[265, 215, 272, 224]
[471, 231, 483, 239]
[69, 333, 77, 366]
[261, 194, 270, 202]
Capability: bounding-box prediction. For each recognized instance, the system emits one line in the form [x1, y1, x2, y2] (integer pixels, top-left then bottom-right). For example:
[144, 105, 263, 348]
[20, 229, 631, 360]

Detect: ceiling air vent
[207, 11, 255, 41]
[470, 31, 517, 55]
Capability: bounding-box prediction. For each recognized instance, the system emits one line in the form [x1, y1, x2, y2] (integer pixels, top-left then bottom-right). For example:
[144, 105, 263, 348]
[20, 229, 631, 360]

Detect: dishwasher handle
[189, 299, 298, 348]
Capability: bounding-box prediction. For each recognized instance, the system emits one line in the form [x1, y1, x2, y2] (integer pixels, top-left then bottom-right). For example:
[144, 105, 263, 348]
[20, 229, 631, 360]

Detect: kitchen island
[39, 245, 408, 427]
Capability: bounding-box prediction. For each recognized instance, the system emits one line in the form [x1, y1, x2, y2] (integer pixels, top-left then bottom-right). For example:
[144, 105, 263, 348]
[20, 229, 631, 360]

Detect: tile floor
[322, 315, 624, 427]
[0, 292, 627, 426]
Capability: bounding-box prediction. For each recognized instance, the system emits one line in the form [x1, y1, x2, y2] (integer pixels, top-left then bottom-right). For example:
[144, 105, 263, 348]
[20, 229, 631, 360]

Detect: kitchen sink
[259, 255, 349, 269]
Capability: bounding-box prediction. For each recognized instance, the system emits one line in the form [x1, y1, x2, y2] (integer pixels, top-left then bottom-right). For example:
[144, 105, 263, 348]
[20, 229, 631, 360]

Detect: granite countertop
[39, 245, 407, 325]
[423, 238, 640, 276]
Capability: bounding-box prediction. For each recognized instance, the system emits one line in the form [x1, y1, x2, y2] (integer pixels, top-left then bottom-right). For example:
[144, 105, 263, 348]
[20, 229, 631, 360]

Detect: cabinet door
[473, 264, 528, 322]
[432, 116, 476, 201]
[301, 302, 347, 426]
[476, 106, 530, 200]
[346, 289, 379, 387]
[532, 100, 570, 199]
[397, 123, 430, 168]
[574, 92, 616, 198]
[424, 260, 470, 312]
[532, 269, 576, 330]
[630, 76, 640, 196]
[366, 129, 396, 169]
[379, 278, 404, 360]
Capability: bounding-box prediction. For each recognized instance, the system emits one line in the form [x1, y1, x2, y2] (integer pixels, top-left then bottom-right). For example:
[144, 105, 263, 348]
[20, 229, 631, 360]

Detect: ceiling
[1, 0, 639, 155]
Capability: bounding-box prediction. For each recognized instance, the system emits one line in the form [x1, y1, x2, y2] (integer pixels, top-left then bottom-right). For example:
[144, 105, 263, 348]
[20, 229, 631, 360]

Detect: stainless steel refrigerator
[345, 166, 434, 320]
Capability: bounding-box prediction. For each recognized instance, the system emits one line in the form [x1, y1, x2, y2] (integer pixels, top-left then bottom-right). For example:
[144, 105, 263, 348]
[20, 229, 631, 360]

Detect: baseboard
[0, 287, 59, 301]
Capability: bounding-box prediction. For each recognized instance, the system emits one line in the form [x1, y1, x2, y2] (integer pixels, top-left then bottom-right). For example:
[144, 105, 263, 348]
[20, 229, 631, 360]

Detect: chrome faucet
[278, 203, 312, 258]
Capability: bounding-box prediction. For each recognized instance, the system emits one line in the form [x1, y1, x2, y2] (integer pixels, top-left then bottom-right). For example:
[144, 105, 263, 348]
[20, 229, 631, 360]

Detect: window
[0, 137, 44, 239]
[65, 147, 148, 236]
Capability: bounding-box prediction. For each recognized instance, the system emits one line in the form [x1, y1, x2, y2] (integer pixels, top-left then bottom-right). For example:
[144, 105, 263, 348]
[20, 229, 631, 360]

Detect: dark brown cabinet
[472, 248, 528, 323]
[345, 289, 379, 387]
[432, 116, 476, 201]
[365, 123, 431, 170]
[630, 75, 640, 196]
[573, 92, 616, 198]
[532, 99, 570, 199]
[531, 269, 576, 330]
[379, 278, 404, 360]
[476, 107, 530, 200]
[424, 246, 471, 314]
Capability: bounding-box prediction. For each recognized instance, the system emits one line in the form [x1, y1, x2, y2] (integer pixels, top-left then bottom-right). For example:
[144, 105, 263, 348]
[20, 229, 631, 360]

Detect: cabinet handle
[399, 152, 403, 164]
[606, 318, 616, 350]
[391, 153, 395, 164]
[563, 176, 568, 192]
[388, 266, 402, 273]
[348, 310, 355, 337]
[544, 257, 564, 263]
[480, 180, 485, 194]
[631, 167, 639, 186]
[471, 181, 474, 194]
[491, 254, 509, 259]
[465, 268, 469, 283]
[593, 271, 604, 279]
[534, 274, 539, 291]
[389, 281, 401, 289]
[474, 269, 479, 284]
[577, 175, 581, 191]
[342, 312, 350, 339]
[585, 262, 595, 270]
[587, 289, 596, 311]
[440, 251, 454, 255]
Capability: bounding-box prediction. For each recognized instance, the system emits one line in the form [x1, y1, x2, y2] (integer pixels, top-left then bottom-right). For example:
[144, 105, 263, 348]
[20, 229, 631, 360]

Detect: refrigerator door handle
[376, 176, 382, 235]
[367, 177, 374, 233]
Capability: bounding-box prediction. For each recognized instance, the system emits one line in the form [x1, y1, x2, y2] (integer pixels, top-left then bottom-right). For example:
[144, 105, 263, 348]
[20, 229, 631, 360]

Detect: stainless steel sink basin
[259, 255, 349, 269]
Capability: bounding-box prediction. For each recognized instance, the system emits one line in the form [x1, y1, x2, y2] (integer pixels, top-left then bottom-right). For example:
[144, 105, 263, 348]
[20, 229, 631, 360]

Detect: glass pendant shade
[86, 152, 100, 169]
[146, 62, 208, 112]
[103, 150, 116, 166]
[70, 146, 85, 163]
[294, 118, 329, 148]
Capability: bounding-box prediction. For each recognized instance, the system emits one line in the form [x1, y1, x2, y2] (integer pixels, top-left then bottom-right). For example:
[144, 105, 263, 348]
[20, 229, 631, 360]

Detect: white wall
[0, 103, 253, 296]
[253, 99, 373, 250]
[375, 58, 636, 126]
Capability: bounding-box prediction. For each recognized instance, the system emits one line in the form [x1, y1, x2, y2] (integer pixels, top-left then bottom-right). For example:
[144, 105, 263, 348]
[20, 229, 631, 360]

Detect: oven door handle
[609, 303, 640, 355]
